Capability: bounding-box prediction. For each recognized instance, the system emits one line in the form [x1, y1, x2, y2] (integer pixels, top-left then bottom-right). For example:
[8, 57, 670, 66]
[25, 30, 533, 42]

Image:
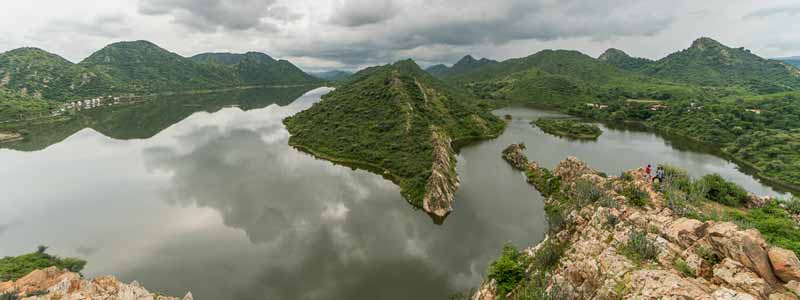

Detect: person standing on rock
[645, 164, 652, 179]
[653, 166, 665, 183]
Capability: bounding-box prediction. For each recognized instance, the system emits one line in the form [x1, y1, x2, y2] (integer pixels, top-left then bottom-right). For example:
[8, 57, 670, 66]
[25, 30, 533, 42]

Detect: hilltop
[310, 70, 353, 81]
[597, 48, 653, 72]
[284, 59, 505, 218]
[618, 37, 800, 94]
[0, 41, 319, 103]
[426, 55, 498, 77]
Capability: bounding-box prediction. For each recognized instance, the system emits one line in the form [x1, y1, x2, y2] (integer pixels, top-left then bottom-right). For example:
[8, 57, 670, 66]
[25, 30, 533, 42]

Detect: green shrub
[0, 248, 87, 282]
[606, 213, 620, 228]
[0, 292, 18, 300]
[725, 202, 800, 255]
[622, 184, 650, 207]
[598, 195, 621, 209]
[621, 230, 660, 263]
[673, 258, 696, 277]
[660, 165, 692, 192]
[697, 174, 748, 207]
[696, 246, 721, 266]
[785, 197, 800, 215]
[488, 244, 526, 296]
[532, 240, 567, 272]
[575, 179, 602, 206]
[25, 290, 48, 297]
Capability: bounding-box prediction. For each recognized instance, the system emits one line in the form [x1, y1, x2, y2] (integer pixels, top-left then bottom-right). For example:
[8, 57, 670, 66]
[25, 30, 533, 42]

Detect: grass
[620, 229, 660, 264]
[673, 258, 696, 277]
[622, 184, 650, 207]
[0, 247, 86, 282]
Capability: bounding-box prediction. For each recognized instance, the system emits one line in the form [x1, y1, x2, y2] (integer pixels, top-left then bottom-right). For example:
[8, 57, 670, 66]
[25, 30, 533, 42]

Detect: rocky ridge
[0, 267, 191, 300]
[476, 144, 800, 300]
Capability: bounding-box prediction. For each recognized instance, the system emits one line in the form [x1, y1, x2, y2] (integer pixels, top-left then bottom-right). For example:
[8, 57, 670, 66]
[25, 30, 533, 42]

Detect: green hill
[284, 59, 505, 217]
[448, 49, 705, 108]
[78, 41, 241, 94]
[0, 42, 320, 105]
[598, 48, 653, 72]
[426, 55, 498, 77]
[310, 70, 353, 81]
[638, 38, 800, 94]
[0, 48, 103, 100]
[191, 51, 321, 86]
[190, 52, 275, 65]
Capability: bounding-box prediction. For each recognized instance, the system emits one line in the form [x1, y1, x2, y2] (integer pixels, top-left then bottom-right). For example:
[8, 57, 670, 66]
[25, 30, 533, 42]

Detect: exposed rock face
[747, 193, 773, 208]
[770, 248, 800, 283]
[422, 128, 459, 218]
[476, 153, 800, 300]
[501, 143, 528, 170]
[0, 267, 191, 300]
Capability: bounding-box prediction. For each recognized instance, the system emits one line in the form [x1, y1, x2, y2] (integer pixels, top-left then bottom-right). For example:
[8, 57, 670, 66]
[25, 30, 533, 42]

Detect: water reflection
[0, 91, 790, 300]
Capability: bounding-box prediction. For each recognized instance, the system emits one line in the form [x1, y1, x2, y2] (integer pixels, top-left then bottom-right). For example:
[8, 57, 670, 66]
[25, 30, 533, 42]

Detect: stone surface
[769, 247, 800, 283]
[0, 266, 187, 300]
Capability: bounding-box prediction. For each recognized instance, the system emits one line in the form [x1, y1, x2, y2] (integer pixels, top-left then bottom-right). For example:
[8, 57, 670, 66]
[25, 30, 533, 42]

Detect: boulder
[787, 281, 800, 297]
[769, 248, 800, 283]
[707, 222, 781, 287]
[711, 288, 758, 300]
[769, 293, 800, 300]
[713, 258, 769, 298]
[553, 156, 596, 183]
[746, 193, 772, 209]
[665, 218, 708, 248]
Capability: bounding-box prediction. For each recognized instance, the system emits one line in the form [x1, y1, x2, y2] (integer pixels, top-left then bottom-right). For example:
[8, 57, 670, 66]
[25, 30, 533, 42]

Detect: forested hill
[426, 55, 498, 77]
[601, 37, 800, 94]
[284, 59, 505, 219]
[0, 41, 319, 102]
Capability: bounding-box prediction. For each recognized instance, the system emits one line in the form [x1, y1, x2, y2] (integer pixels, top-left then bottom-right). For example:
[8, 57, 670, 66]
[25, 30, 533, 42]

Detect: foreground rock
[477, 147, 800, 300]
[0, 267, 191, 300]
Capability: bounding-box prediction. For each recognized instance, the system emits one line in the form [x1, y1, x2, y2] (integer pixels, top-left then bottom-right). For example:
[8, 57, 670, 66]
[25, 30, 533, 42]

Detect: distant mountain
[447, 49, 672, 107]
[0, 41, 320, 103]
[636, 37, 800, 93]
[310, 70, 353, 81]
[284, 59, 504, 219]
[190, 52, 275, 65]
[79, 41, 241, 94]
[426, 55, 498, 77]
[598, 48, 653, 72]
[778, 57, 800, 68]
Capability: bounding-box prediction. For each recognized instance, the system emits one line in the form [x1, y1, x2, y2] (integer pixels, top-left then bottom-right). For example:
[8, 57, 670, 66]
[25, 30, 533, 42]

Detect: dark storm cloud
[329, 0, 400, 27]
[138, 0, 297, 32]
[282, 0, 677, 66]
[743, 4, 800, 19]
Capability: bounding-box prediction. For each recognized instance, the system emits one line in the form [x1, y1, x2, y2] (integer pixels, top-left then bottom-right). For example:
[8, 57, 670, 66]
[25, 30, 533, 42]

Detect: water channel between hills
[0, 87, 788, 300]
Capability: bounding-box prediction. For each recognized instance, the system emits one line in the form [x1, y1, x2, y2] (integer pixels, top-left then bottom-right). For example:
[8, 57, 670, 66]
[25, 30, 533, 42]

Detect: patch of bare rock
[0, 267, 192, 300]
[476, 145, 800, 300]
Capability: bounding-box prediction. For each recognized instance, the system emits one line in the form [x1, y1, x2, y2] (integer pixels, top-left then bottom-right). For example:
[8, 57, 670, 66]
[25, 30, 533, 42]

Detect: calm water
[0, 88, 787, 299]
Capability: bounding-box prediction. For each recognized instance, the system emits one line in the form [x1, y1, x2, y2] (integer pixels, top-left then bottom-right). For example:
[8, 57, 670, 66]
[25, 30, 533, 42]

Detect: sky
[1, 0, 799, 72]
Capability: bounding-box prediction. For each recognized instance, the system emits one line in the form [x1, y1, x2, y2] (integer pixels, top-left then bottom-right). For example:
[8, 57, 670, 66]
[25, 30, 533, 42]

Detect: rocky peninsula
[475, 144, 800, 300]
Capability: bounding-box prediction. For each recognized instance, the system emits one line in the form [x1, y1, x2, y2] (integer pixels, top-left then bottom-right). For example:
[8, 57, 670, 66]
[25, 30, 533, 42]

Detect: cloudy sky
[1, 0, 799, 71]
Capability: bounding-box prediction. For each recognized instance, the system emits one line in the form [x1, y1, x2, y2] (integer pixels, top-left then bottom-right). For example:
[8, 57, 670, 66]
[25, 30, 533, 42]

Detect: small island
[532, 118, 602, 140]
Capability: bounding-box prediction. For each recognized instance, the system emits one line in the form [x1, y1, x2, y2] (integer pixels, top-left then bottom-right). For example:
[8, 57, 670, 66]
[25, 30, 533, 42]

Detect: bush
[606, 213, 620, 228]
[696, 246, 721, 266]
[575, 179, 603, 206]
[621, 230, 660, 263]
[0, 292, 18, 300]
[598, 195, 621, 209]
[488, 244, 526, 296]
[697, 174, 748, 207]
[531, 240, 567, 272]
[674, 258, 696, 277]
[660, 165, 692, 192]
[622, 184, 650, 207]
[785, 197, 800, 215]
[0, 248, 87, 282]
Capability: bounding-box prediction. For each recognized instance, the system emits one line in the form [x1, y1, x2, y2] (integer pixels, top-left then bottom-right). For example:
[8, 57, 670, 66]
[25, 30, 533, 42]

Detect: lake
[0, 87, 788, 299]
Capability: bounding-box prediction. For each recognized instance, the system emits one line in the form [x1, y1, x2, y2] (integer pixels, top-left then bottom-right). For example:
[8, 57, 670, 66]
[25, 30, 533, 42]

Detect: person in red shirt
[645, 164, 652, 179]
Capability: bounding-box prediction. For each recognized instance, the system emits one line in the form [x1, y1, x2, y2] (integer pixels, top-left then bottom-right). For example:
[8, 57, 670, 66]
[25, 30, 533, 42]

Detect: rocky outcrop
[0, 267, 191, 300]
[422, 128, 459, 218]
[501, 143, 528, 170]
[476, 153, 800, 300]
